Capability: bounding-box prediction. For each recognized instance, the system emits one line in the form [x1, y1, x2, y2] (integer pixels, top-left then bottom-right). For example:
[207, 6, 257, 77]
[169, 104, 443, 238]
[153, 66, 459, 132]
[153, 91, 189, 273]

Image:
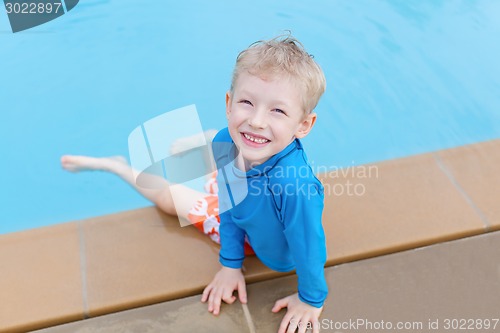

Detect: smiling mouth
[242, 132, 270, 145]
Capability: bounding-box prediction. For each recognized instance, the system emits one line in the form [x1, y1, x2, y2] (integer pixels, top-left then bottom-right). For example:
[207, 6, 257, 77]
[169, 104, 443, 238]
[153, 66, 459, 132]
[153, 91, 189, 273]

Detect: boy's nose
[247, 109, 267, 129]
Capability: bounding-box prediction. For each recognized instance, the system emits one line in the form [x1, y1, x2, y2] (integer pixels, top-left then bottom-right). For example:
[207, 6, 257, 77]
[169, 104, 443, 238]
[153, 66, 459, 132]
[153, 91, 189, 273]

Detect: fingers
[202, 267, 247, 316]
[202, 285, 237, 316]
[297, 317, 315, 333]
[278, 312, 296, 333]
[287, 317, 300, 333]
[273, 293, 324, 332]
[279, 316, 318, 333]
[272, 297, 289, 313]
[223, 293, 237, 305]
[237, 280, 247, 304]
[312, 319, 320, 333]
[201, 284, 212, 303]
[208, 287, 222, 315]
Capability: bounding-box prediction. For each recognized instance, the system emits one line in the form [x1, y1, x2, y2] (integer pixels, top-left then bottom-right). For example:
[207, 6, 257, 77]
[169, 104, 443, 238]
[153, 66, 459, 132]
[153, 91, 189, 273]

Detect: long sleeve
[282, 180, 328, 308]
[218, 209, 246, 268]
[211, 128, 247, 269]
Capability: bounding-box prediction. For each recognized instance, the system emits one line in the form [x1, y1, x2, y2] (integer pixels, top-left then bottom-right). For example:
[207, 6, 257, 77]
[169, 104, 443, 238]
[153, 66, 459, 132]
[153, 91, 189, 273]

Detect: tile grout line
[241, 303, 256, 333]
[77, 221, 90, 319]
[433, 153, 491, 231]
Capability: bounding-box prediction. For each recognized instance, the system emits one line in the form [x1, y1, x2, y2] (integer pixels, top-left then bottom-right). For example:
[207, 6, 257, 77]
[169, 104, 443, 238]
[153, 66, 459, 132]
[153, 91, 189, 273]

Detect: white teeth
[244, 133, 269, 144]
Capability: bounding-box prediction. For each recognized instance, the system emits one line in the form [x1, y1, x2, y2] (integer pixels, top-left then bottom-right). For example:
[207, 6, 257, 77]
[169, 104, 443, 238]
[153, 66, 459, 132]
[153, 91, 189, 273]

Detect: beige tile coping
[0, 224, 84, 332]
[435, 139, 500, 231]
[1, 138, 499, 332]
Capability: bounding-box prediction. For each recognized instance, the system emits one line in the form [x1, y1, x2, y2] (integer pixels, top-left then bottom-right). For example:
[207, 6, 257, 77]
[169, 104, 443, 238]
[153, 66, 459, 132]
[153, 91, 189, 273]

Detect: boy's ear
[225, 91, 231, 119]
[295, 112, 317, 139]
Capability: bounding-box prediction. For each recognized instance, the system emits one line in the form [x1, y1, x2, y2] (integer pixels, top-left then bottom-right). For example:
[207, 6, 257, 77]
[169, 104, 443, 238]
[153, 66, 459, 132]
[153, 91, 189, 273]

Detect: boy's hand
[272, 293, 323, 333]
[201, 266, 247, 316]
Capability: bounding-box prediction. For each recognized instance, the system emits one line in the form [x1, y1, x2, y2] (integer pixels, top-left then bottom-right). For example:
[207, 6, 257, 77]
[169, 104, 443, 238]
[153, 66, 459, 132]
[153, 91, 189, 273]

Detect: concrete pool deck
[1, 139, 499, 332]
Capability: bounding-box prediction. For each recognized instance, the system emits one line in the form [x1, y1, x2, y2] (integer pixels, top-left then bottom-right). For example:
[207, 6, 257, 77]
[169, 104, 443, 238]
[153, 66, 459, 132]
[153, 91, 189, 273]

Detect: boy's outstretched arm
[201, 266, 247, 316]
[272, 293, 322, 333]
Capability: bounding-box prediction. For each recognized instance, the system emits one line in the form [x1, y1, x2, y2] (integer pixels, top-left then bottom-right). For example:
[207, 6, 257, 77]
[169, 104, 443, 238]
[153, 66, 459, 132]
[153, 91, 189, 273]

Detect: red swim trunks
[187, 172, 255, 256]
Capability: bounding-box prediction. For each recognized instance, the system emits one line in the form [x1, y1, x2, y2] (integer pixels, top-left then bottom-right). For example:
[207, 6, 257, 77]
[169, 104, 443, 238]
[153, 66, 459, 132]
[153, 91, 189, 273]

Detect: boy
[61, 34, 327, 333]
[201, 35, 327, 333]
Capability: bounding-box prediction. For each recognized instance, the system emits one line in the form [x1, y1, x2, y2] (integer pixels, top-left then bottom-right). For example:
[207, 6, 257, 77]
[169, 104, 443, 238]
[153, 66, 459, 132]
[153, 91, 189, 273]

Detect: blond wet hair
[230, 33, 326, 114]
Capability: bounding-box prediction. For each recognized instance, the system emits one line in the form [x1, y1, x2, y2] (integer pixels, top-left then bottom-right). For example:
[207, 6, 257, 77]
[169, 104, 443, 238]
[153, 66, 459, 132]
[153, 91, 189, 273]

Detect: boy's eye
[273, 108, 286, 115]
[239, 100, 253, 106]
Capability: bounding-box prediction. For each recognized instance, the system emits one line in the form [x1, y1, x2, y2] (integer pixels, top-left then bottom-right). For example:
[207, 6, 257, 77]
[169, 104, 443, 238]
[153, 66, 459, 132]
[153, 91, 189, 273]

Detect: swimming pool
[1, 0, 499, 234]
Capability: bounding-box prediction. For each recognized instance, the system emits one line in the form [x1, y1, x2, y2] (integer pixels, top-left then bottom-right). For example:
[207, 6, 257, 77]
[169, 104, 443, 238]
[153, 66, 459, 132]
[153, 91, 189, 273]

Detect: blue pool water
[1, 0, 499, 234]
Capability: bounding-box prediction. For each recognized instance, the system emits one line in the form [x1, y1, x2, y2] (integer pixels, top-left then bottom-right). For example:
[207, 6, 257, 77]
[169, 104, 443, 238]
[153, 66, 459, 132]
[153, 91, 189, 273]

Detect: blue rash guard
[212, 128, 328, 308]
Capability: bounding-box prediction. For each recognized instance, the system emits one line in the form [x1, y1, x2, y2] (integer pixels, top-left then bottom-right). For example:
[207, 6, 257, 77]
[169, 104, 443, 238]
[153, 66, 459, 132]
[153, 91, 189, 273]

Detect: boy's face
[226, 72, 316, 169]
